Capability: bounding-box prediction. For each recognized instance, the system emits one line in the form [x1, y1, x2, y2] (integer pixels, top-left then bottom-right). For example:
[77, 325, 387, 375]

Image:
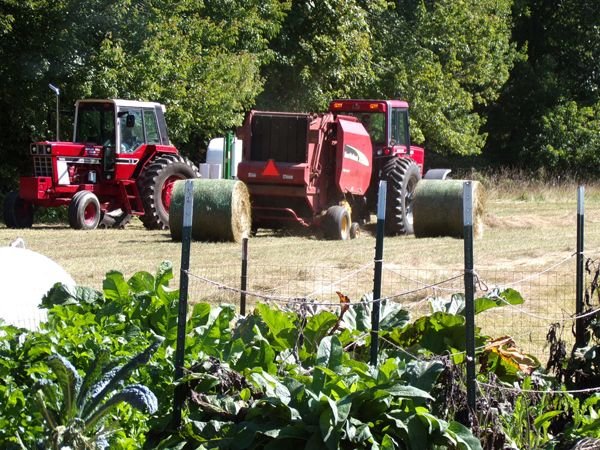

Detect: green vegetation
[1, 262, 599, 448]
[1, 0, 598, 194]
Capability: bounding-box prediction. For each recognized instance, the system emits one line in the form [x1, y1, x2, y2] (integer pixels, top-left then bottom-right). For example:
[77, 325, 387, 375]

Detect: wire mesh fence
[187, 255, 579, 362]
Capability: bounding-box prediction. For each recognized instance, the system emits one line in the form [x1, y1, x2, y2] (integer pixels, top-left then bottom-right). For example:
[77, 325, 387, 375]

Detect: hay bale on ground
[413, 179, 485, 238]
[169, 179, 251, 242]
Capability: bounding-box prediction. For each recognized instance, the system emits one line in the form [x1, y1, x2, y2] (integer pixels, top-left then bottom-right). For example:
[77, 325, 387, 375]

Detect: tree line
[0, 0, 598, 193]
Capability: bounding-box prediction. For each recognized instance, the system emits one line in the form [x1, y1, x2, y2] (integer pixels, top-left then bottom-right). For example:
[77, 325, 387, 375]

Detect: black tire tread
[68, 190, 101, 230]
[381, 157, 421, 235]
[3, 191, 34, 229]
[137, 154, 199, 230]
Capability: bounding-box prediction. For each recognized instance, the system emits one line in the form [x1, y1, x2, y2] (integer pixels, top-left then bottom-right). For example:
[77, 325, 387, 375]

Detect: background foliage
[1, 0, 598, 194]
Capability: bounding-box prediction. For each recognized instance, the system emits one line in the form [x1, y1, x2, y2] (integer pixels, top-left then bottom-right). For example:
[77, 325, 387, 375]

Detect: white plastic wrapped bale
[0, 247, 76, 329]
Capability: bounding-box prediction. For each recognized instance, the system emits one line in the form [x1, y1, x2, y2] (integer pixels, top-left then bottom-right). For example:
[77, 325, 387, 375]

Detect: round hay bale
[413, 180, 485, 238]
[169, 179, 251, 242]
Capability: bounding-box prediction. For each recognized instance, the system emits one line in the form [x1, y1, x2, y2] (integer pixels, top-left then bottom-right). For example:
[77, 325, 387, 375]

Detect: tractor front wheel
[381, 157, 421, 235]
[69, 190, 101, 230]
[138, 155, 199, 230]
[324, 205, 351, 240]
[3, 191, 34, 229]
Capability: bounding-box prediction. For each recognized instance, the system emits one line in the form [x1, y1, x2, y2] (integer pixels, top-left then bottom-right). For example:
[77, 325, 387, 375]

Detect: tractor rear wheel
[69, 190, 101, 230]
[138, 155, 199, 230]
[324, 205, 351, 240]
[3, 191, 34, 228]
[381, 157, 421, 235]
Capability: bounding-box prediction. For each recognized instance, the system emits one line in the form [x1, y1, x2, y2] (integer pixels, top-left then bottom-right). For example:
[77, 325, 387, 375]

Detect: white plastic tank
[205, 137, 243, 179]
[0, 246, 76, 329]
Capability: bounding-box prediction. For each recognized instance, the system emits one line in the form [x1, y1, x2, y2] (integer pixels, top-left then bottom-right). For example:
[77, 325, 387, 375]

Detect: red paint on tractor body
[16, 100, 182, 219]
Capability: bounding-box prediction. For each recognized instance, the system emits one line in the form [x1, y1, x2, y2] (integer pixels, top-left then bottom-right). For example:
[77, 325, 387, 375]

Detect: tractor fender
[423, 168, 451, 180]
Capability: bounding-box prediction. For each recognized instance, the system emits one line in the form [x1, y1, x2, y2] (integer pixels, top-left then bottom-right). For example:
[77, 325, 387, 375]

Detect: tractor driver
[120, 126, 135, 153]
[119, 111, 143, 153]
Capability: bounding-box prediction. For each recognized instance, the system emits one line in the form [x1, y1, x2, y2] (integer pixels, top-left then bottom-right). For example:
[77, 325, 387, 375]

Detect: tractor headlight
[45, 145, 52, 154]
[31, 144, 37, 154]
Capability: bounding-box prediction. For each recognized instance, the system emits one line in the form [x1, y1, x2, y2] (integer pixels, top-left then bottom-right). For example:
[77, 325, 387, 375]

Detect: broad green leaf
[381, 434, 397, 450]
[128, 271, 155, 293]
[473, 288, 524, 315]
[155, 261, 174, 289]
[386, 384, 433, 401]
[316, 336, 343, 368]
[533, 410, 563, 428]
[407, 415, 429, 450]
[447, 421, 483, 450]
[379, 301, 410, 330]
[256, 303, 297, 351]
[47, 354, 82, 420]
[430, 293, 465, 315]
[313, 336, 343, 392]
[319, 396, 341, 450]
[402, 359, 445, 392]
[41, 283, 103, 308]
[103, 271, 130, 302]
[303, 311, 338, 353]
[250, 371, 291, 404]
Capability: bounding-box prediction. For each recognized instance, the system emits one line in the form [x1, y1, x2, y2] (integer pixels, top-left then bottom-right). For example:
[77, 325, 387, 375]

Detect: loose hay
[413, 180, 485, 238]
[169, 179, 251, 242]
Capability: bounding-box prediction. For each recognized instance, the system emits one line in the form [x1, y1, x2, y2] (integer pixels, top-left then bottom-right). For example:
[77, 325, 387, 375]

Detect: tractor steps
[119, 180, 145, 215]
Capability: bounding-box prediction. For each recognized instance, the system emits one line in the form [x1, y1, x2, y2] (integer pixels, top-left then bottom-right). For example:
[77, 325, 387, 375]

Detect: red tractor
[3, 99, 199, 230]
[236, 99, 449, 239]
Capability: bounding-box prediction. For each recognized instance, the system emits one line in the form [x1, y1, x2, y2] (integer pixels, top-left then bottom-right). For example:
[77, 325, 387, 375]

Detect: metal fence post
[172, 179, 194, 428]
[371, 180, 386, 366]
[240, 236, 249, 316]
[463, 181, 476, 413]
[576, 185, 585, 348]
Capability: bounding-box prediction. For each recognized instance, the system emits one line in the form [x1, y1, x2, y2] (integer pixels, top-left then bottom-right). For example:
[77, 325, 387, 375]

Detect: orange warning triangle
[262, 159, 280, 177]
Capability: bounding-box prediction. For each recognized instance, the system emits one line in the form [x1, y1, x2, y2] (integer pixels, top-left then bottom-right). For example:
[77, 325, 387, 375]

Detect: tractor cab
[328, 99, 424, 171]
[74, 99, 171, 177]
[74, 99, 170, 151]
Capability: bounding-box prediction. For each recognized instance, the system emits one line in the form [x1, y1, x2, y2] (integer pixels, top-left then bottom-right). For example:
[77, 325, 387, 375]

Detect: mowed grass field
[2, 178, 600, 360]
[2, 179, 600, 288]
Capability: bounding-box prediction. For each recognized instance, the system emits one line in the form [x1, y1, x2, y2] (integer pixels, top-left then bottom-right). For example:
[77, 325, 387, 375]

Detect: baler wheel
[381, 157, 421, 235]
[138, 155, 199, 230]
[68, 190, 101, 230]
[324, 205, 351, 240]
[3, 191, 34, 229]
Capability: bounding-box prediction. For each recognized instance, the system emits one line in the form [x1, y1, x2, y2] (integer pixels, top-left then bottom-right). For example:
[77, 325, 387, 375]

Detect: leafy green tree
[0, 0, 289, 192]
[257, 0, 377, 111]
[485, 0, 600, 174]
[369, 0, 518, 156]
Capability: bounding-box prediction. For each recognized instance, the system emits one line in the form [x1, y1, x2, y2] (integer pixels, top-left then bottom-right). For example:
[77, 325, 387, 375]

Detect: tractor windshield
[75, 102, 116, 147]
[340, 112, 386, 145]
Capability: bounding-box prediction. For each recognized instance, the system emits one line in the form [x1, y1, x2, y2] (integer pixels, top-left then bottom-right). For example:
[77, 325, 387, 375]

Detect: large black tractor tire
[68, 190, 101, 230]
[3, 191, 34, 229]
[381, 157, 421, 235]
[138, 155, 200, 230]
[323, 205, 351, 240]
